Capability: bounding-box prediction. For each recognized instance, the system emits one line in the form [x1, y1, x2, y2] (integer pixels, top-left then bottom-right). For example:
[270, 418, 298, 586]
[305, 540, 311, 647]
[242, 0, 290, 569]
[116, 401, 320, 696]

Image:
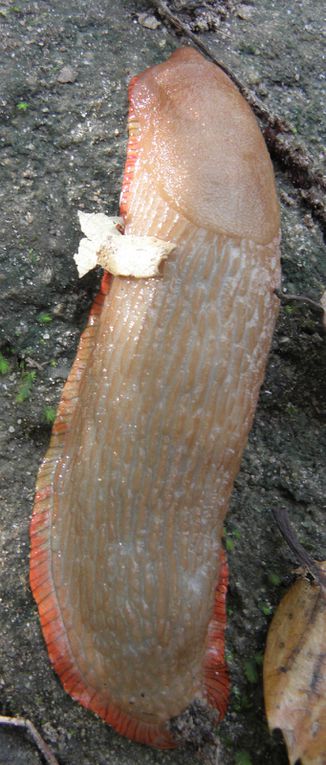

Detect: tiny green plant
[225, 536, 234, 552]
[223, 525, 241, 552]
[235, 752, 253, 765]
[37, 312, 52, 324]
[286, 402, 298, 416]
[16, 370, 36, 403]
[259, 600, 273, 617]
[268, 571, 281, 587]
[27, 248, 39, 264]
[43, 406, 56, 424]
[225, 647, 234, 665]
[232, 685, 251, 712]
[285, 304, 295, 315]
[244, 659, 259, 684]
[16, 101, 29, 111]
[0, 352, 10, 374]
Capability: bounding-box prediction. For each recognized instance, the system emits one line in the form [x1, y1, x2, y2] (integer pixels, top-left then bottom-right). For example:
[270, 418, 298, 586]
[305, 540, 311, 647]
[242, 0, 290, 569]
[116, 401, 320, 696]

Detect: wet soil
[0, 1, 325, 764]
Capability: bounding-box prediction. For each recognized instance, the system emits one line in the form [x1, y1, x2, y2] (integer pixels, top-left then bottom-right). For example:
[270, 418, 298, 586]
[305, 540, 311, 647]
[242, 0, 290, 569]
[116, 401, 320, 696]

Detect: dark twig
[272, 508, 326, 589]
[149, 0, 326, 229]
[0, 715, 60, 765]
[274, 288, 325, 317]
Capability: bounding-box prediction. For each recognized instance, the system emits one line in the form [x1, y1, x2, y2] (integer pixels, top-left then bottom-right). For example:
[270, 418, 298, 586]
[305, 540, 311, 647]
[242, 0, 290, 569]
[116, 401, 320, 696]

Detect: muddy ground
[0, 1, 325, 764]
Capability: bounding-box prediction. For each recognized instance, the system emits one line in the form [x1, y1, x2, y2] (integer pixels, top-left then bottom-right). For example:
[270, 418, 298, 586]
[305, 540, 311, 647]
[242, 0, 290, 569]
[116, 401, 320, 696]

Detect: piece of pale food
[75, 210, 175, 278]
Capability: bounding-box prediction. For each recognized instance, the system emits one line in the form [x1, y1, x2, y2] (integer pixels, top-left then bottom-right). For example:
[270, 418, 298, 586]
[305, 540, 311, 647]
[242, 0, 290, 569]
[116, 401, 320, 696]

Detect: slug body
[30, 49, 280, 747]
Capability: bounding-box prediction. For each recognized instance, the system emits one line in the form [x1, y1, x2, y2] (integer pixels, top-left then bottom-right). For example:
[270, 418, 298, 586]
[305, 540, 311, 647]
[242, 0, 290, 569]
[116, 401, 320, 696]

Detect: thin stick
[0, 715, 60, 765]
[149, 0, 326, 228]
[271, 508, 326, 589]
[274, 288, 325, 317]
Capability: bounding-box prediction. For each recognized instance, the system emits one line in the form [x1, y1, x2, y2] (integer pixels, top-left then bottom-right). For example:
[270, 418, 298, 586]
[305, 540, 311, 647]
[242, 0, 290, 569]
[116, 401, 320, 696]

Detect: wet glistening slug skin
[30, 48, 280, 748]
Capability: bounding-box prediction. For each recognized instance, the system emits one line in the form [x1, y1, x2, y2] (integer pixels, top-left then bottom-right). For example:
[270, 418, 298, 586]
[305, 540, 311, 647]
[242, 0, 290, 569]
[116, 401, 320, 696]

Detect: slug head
[125, 48, 279, 245]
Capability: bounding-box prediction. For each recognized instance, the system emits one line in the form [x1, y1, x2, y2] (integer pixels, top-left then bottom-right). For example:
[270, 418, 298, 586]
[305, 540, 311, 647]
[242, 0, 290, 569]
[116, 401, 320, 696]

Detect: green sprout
[232, 685, 251, 712]
[235, 752, 253, 765]
[16, 101, 29, 111]
[268, 571, 281, 586]
[223, 526, 241, 552]
[285, 304, 295, 315]
[286, 402, 298, 416]
[43, 406, 56, 424]
[37, 312, 52, 324]
[0, 352, 10, 374]
[244, 659, 259, 684]
[27, 248, 39, 264]
[16, 370, 36, 403]
[259, 600, 273, 617]
[225, 648, 234, 665]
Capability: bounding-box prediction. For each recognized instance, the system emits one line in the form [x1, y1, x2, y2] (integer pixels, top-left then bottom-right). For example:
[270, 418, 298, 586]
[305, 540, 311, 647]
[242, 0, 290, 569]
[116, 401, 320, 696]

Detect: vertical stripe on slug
[30, 47, 280, 748]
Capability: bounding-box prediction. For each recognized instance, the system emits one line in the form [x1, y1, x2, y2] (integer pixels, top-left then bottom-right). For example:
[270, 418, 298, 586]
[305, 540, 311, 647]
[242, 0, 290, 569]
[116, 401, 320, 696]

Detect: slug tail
[29, 269, 177, 749]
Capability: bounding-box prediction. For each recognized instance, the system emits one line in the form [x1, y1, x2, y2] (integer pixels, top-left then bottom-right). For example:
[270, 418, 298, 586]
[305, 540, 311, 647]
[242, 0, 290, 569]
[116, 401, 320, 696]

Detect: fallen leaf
[264, 562, 326, 765]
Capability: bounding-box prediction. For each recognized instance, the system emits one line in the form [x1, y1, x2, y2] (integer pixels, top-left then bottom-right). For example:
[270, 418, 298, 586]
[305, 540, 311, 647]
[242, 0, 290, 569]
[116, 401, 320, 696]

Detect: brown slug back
[30, 48, 280, 748]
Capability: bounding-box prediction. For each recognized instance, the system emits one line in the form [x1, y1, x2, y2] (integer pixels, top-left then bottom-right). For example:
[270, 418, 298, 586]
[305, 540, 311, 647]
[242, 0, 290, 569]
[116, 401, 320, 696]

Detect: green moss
[235, 752, 253, 765]
[37, 312, 52, 324]
[239, 42, 257, 55]
[27, 248, 39, 264]
[16, 370, 36, 403]
[268, 571, 281, 586]
[259, 601, 273, 617]
[232, 686, 251, 712]
[16, 101, 29, 111]
[43, 406, 56, 424]
[285, 304, 296, 314]
[224, 525, 241, 552]
[225, 648, 234, 665]
[0, 352, 10, 375]
[244, 659, 259, 684]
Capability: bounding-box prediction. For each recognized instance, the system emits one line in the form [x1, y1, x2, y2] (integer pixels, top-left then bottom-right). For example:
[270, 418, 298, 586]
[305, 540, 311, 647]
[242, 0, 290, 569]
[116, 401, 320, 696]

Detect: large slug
[30, 48, 280, 748]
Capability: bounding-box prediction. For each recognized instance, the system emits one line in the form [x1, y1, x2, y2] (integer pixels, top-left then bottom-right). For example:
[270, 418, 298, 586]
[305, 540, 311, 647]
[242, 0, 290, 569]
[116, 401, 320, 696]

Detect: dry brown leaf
[264, 562, 326, 765]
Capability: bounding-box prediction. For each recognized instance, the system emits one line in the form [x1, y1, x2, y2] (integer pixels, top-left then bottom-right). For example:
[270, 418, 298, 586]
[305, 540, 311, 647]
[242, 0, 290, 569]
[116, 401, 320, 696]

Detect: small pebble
[138, 13, 160, 30]
[237, 4, 253, 20]
[57, 65, 77, 84]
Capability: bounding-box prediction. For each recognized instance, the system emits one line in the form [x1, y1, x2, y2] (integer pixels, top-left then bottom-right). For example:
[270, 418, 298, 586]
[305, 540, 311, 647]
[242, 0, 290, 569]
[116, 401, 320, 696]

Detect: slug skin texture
[30, 48, 281, 748]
